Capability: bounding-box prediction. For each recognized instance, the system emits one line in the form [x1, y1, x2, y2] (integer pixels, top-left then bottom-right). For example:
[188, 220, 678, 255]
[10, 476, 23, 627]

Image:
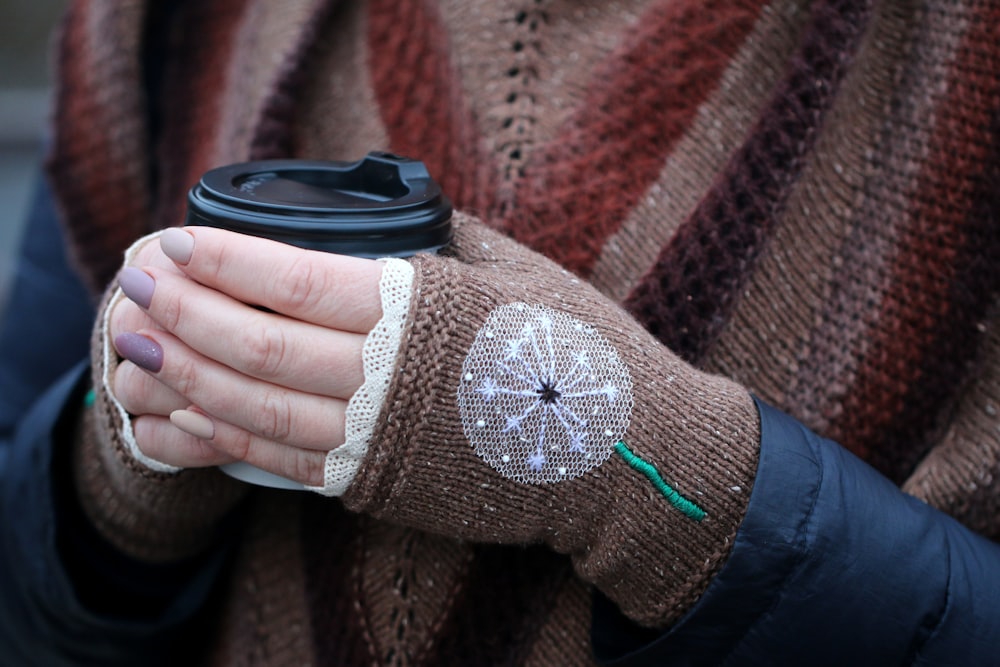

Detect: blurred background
[0, 0, 66, 312]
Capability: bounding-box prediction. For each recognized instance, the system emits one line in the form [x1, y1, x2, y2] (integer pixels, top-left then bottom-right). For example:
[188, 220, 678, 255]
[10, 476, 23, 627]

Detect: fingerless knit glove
[340, 214, 761, 626]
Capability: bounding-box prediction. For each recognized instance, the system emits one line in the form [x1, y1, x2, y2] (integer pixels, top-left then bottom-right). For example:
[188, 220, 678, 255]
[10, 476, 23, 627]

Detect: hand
[308, 214, 759, 626]
[109, 227, 384, 485]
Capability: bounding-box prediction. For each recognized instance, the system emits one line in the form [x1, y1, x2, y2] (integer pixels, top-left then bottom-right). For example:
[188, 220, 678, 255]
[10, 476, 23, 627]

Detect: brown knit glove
[74, 245, 247, 564]
[342, 214, 760, 626]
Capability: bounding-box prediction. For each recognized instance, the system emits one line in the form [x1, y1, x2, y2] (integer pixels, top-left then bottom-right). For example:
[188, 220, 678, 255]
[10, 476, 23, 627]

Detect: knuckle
[155, 288, 185, 332]
[200, 241, 229, 285]
[227, 428, 254, 461]
[132, 417, 158, 456]
[240, 320, 289, 378]
[251, 390, 294, 442]
[112, 364, 143, 413]
[169, 354, 202, 398]
[129, 240, 160, 267]
[277, 256, 326, 312]
[288, 450, 324, 487]
[109, 300, 145, 338]
[133, 416, 173, 461]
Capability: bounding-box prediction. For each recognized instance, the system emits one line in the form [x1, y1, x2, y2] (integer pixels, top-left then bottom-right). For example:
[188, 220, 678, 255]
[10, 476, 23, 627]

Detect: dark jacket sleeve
[0, 175, 231, 666]
[594, 398, 1000, 666]
[0, 172, 94, 437]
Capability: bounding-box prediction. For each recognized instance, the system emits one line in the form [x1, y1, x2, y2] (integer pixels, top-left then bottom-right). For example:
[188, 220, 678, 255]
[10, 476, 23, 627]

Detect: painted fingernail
[119, 267, 155, 309]
[161, 227, 194, 265]
[170, 409, 215, 440]
[114, 332, 163, 372]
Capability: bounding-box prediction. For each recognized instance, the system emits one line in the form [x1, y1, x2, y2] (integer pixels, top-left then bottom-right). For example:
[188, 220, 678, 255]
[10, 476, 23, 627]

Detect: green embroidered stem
[614, 441, 706, 522]
[83, 388, 96, 408]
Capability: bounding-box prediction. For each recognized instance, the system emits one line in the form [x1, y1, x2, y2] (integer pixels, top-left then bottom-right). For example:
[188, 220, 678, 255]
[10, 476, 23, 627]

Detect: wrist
[570, 366, 759, 626]
[341, 221, 760, 626]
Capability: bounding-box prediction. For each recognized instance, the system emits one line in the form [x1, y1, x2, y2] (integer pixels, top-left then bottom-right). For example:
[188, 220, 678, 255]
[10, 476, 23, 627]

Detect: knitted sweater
[45, 0, 1000, 665]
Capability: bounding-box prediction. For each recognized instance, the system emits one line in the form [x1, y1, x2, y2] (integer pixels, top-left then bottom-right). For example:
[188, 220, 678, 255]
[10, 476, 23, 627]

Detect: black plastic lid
[185, 152, 452, 257]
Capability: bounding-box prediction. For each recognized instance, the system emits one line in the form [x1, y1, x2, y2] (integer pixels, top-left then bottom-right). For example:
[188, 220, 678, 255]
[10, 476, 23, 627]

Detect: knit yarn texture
[49, 0, 1000, 664]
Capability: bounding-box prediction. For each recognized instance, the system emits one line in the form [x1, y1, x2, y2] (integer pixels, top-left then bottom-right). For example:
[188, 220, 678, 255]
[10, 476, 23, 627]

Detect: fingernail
[114, 332, 163, 372]
[161, 227, 194, 264]
[170, 409, 215, 440]
[119, 267, 155, 309]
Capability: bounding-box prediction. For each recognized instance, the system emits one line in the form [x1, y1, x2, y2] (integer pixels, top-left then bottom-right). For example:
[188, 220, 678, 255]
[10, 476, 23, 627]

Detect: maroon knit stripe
[153, 0, 250, 230]
[367, 0, 494, 214]
[623, 0, 871, 364]
[417, 546, 571, 666]
[832, 8, 1000, 481]
[500, 0, 766, 276]
[46, 0, 150, 293]
[249, 0, 342, 160]
[301, 500, 378, 666]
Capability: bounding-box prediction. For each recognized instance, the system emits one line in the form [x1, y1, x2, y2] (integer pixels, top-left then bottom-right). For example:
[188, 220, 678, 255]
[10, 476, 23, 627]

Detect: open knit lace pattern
[459, 303, 633, 484]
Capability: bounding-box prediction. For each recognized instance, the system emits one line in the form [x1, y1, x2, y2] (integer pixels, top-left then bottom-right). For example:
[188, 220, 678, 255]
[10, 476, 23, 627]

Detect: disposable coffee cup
[185, 151, 452, 489]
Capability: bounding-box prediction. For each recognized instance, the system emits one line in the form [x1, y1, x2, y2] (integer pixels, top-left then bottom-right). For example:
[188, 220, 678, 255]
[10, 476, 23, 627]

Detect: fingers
[135, 411, 326, 486]
[170, 410, 327, 486]
[159, 226, 385, 333]
[108, 233, 186, 339]
[113, 360, 189, 415]
[133, 410, 327, 485]
[119, 355, 331, 485]
[115, 328, 348, 450]
[129, 232, 180, 270]
[133, 414, 237, 468]
[109, 227, 367, 486]
[122, 266, 366, 398]
[110, 296, 159, 342]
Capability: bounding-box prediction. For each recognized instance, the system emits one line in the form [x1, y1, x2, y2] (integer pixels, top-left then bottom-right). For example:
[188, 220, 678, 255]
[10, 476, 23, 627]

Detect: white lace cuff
[307, 258, 415, 495]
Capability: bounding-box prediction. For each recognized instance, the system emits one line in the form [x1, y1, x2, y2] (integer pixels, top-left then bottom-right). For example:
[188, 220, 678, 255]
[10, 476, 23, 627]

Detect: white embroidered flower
[458, 303, 633, 484]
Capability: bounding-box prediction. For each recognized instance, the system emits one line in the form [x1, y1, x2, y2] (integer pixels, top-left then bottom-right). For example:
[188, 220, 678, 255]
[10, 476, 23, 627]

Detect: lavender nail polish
[115, 332, 163, 372]
[119, 267, 155, 309]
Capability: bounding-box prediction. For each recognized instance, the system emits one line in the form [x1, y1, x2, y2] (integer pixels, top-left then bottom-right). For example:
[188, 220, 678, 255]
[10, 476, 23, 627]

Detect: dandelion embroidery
[458, 303, 633, 484]
[477, 377, 500, 401]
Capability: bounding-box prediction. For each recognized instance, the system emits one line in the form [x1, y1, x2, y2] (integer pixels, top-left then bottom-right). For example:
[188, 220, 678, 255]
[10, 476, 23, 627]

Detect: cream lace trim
[307, 258, 415, 495]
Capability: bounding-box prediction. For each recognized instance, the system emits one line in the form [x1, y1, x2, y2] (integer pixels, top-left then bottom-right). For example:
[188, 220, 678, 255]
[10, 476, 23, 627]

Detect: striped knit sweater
[48, 0, 999, 664]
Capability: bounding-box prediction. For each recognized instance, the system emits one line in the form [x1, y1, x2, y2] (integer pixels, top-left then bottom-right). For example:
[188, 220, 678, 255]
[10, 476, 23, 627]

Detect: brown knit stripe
[498, 0, 767, 276]
[247, 0, 341, 160]
[903, 303, 1000, 538]
[153, 0, 251, 230]
[176, 0, 338, 167]
[418, 546, 573, 666]
[205, 493, 315, 664]
[46, 0, 151, 294]
[523, 577, 595, 667]
[292, 0, 390, 160]
[786, 1, 955, 453]
[589, 0, 811, 303]
[301, 499, 377, 666]
[358, 524, 472, 666]
[246, 494, 315, 664]
[367, 0, 494, 214]
[832, 3, 1000, 480]
[702, 0, 920, 414]
[436, 0, 655, 224]
[623, 0, 872, 364]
